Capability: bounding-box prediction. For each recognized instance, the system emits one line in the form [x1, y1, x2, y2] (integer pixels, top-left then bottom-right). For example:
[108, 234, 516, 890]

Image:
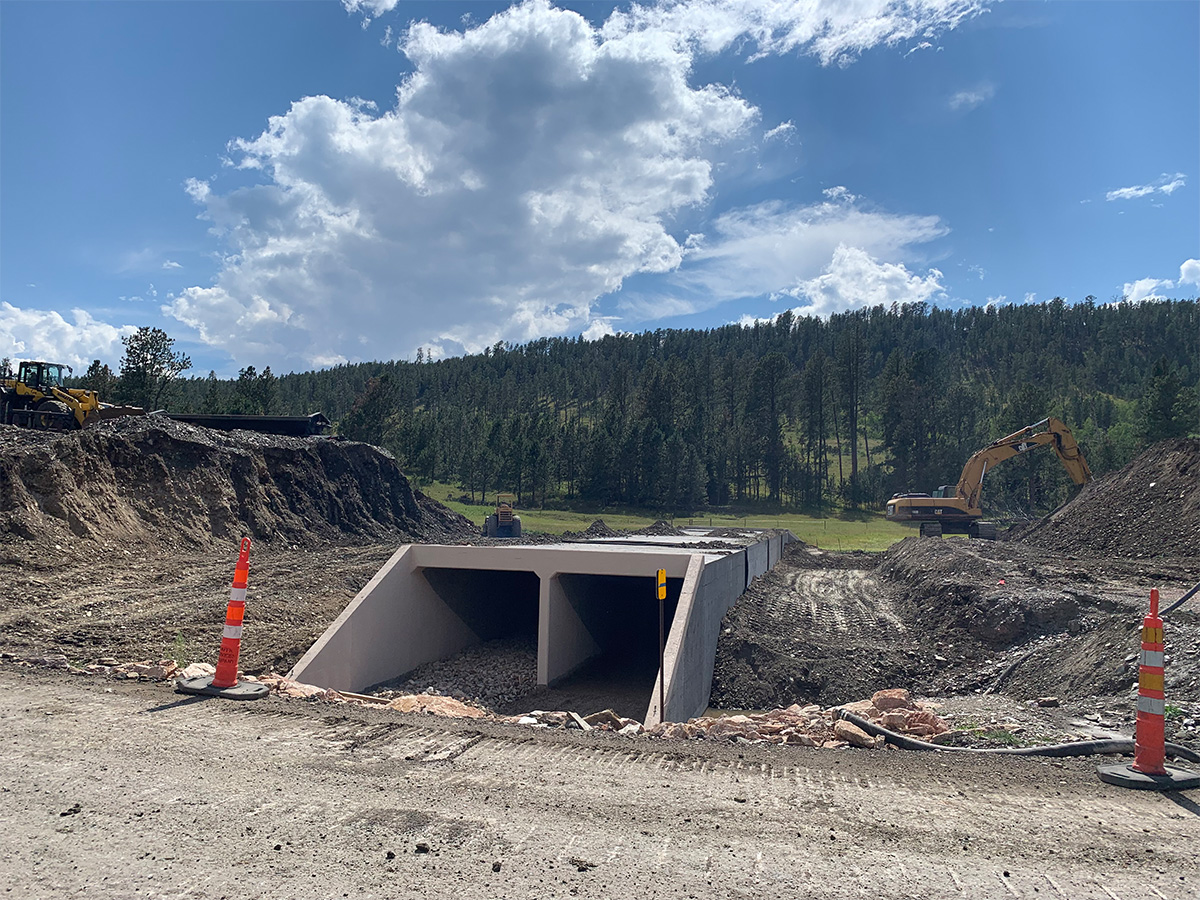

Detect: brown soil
[634, 519, 687, 536]
[1015, 436, 1200, 559]
[710, 536, 1200, 748]
[561, 518, 628, 539]
[0, 416, 477, 549]
[3, 421, 1199, 753]
[6, 669, 1197, 900]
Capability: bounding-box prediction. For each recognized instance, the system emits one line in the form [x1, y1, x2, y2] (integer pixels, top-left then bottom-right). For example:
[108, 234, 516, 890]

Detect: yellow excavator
[885, 417, 1092, 539]
[0, 360, 143, 430]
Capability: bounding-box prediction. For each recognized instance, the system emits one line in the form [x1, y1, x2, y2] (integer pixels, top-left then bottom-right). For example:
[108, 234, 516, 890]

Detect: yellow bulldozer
[885, 417, 1092, 539]
[0, 360, 143, 430]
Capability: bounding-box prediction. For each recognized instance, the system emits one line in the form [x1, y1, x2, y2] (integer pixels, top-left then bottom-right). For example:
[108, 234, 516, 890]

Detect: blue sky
[2, 0, 1197, 377]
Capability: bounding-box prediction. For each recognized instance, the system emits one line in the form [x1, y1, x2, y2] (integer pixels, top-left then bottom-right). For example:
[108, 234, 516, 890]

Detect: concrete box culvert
[289, 534, 793, 726]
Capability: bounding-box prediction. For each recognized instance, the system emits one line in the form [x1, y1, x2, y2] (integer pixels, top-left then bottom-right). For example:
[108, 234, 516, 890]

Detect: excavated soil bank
[1017, 436, 1200, 560]
[710, 536, 1200, 742]
[0, 417, 475, 549]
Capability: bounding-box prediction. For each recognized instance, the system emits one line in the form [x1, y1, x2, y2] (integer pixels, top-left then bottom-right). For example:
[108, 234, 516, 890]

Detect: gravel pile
[370, 638, 538, 711]
[634, 520, 687, 537]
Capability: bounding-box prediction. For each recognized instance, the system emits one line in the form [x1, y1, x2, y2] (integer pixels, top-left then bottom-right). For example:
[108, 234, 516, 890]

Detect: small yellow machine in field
[484, 493, 522, 538]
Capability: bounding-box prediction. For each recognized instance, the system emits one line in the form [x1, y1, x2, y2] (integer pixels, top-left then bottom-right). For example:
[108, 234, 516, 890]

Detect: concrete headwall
[292, 532, 794, 722]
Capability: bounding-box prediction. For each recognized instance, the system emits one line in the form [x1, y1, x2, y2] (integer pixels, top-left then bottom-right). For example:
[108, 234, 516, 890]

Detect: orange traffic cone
[176, 538, 268, 701]
[1098, 589, 1199, 790]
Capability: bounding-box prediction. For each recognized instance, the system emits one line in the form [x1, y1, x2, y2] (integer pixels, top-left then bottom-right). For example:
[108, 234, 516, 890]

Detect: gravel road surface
[2, 669, 1197, 900]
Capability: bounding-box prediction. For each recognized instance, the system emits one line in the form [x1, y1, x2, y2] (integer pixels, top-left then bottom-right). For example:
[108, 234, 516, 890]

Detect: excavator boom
[955, 417, 1092, 510]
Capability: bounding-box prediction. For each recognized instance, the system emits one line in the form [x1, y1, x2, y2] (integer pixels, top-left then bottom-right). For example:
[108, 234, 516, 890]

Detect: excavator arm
[955, 417, 1092, 510]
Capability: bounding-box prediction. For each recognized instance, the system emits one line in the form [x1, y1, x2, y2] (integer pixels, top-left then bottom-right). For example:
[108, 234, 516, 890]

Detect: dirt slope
[711, 537, 1200, 721]
[1017, 437, 1200, 559]
[0, 416, 475, 549]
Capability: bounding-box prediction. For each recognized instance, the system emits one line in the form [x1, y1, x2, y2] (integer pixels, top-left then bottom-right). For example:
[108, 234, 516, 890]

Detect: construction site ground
[4, 666, 1199, 900]
[2, 422, 1199, 898]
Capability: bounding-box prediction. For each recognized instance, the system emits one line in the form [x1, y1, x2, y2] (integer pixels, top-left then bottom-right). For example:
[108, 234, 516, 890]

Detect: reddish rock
[880, 712, 909, 730]
[833, 720, 877, 749]
[871, 688, 915, 711]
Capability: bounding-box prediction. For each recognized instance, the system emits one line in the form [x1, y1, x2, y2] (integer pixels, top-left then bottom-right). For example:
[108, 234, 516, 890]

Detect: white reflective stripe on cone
[222, 625, 244, 640]
[1137, 696, 1165, 716]
[229, 586, 247, 603]
[1139, 650, 1164, 668]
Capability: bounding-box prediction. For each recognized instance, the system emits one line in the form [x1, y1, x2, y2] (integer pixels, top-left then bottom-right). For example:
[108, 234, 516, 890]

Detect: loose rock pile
[646, 688, 949, 749]
[371, 639, 538, 709]
[3, 653, 978, 749]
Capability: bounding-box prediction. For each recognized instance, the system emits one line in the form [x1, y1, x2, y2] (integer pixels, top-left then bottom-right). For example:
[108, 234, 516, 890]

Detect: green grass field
[420, 482, 912, 551]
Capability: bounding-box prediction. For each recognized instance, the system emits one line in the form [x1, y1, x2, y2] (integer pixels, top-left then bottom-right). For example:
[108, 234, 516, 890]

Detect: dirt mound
[582, 518, 622, 537]
[562, 519, 629, 540]
[1017, 437, 1200, 559]
[634, 520, 686, 536]
[0, 416, 475, 549]
[710, 543, 935, 708]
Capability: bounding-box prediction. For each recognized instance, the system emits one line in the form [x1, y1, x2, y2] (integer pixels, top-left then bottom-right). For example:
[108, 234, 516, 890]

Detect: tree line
[71, 298, 1199, 518]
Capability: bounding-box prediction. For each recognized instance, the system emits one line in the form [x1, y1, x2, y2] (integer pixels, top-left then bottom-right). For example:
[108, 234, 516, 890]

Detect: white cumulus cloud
[1122, 277, 1173, 304]
[1180, 258, 1200, 286]
[0, 303, 137, 371]
[634, 193, 945, 319]
[785, 244, 944, 315]
[1106, 173, 1187, 202]
[176, 0, 987, 368]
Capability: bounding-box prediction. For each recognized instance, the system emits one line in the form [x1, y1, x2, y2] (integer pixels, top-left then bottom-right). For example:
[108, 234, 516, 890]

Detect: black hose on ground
[1162, 580, 1200, 618]
[983, 646, 1040, 695]
[833, 708, 1200, 763]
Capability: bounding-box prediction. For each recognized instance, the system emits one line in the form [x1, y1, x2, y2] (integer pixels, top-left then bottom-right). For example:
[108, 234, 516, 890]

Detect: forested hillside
[164, 298, 1198, 517]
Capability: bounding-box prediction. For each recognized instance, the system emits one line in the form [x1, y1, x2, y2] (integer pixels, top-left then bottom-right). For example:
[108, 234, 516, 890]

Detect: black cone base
[175, 674, 269, 701]
[1097, 763, 1200, 791]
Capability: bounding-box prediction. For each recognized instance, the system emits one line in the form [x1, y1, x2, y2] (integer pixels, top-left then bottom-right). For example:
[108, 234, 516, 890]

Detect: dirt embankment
[1016, 436, 1200, 560]
[710, 534, 1200, 733]
[0, 417, 475, 549]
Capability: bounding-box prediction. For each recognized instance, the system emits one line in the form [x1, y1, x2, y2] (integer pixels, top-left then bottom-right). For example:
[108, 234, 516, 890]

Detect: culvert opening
[421, 567, 540, 642]
[495, 573, 682, 720]
[363, 567, 541, 702]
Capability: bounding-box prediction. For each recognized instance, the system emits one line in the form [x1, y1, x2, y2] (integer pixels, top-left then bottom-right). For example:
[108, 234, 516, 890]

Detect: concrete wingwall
[650, 530, 795, 725]
[288, 545, 482, 694]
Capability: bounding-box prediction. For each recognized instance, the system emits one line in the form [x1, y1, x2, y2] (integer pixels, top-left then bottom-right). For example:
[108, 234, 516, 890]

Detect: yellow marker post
[656, 568, 667, 722]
